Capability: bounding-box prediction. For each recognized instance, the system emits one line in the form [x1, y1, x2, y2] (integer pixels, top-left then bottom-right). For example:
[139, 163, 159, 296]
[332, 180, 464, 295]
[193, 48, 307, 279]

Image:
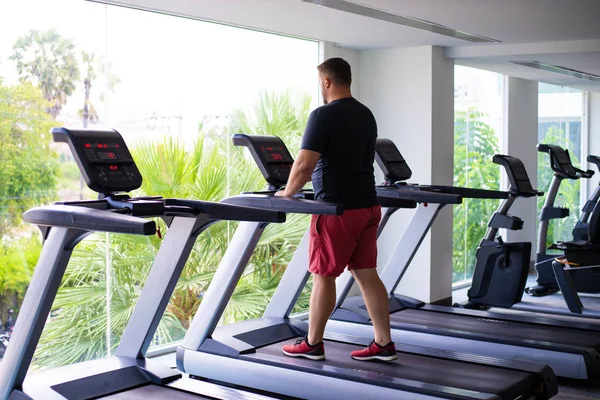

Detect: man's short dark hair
[317, 58, 352, 87]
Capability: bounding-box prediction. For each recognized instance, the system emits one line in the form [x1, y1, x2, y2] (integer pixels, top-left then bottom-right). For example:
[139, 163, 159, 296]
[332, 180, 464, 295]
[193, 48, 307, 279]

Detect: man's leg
[308, 274, 337, 344]
[351, 268, 392, 346]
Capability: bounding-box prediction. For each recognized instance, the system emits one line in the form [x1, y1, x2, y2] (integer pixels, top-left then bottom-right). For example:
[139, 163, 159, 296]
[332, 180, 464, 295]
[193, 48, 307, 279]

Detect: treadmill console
[53, 127, 142, 195]
[232, 134, 294, 188]
[375, 138, 412, 183]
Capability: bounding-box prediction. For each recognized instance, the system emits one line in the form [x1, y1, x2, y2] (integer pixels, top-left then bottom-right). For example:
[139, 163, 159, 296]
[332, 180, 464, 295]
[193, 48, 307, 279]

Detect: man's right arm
[276, 110, 326, 197]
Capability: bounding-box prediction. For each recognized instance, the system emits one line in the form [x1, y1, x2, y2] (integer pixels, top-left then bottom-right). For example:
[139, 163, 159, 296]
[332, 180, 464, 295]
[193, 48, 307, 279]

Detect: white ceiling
[103, 0, 600, 90]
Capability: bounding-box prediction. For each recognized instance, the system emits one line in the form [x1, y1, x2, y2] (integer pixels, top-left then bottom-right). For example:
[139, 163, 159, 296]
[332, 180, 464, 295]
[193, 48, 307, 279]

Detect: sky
[0, 0, 320, 144]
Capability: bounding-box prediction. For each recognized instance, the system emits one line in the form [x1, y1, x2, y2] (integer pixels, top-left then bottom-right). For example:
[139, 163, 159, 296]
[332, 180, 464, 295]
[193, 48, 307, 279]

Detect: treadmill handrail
[222, 194, 343, 215]
[23, 205, 156, 235]
[417, 185, 509, 200]
[377, 186, 463, 204]
[165, 199, 286, 223]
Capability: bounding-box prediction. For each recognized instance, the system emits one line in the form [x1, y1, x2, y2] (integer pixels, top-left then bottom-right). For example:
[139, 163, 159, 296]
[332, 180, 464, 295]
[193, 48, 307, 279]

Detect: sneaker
[282, 337, 325, 360]
[351, 340, 398, 361]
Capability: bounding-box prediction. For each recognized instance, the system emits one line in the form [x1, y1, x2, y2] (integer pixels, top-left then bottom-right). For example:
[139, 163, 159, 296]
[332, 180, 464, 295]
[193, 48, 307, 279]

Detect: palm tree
[11, 29, 80, 119]
[34, 89, 313, 369]
[76, 51, 121, 199]
[80, 51, 99, 128]
[78, 51, 121, 127]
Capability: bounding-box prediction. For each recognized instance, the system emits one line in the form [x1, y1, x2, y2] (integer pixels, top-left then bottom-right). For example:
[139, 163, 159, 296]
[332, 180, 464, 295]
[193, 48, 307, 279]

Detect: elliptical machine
[465, 155, 544, 308]
[527, 144, 595, 296]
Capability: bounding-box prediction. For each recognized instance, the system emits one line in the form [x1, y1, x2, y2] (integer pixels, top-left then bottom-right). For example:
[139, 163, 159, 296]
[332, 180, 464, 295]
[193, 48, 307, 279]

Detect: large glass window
[453, 66, 504, 284]
[537, 83, 586, 248]
[0, 0, 318, 367]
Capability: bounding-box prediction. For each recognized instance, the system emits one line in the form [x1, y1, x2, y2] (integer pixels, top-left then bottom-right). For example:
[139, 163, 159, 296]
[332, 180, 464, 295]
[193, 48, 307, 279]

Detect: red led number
[271, 153, 283, 161]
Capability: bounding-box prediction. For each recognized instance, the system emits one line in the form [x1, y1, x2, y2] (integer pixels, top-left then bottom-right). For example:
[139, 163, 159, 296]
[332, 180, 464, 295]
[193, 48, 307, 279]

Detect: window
[0, 0, 318, 367]
[453, 66, 505, 284]
[537, 83, 586, 248]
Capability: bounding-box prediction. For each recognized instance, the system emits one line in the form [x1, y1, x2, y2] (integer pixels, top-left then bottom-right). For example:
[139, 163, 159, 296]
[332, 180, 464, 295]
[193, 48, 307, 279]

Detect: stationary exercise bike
[464, 155, 544, 309]
[547, 201, 600, 313]
[572, 155, 600, 240]
[526, 144, 597, 296]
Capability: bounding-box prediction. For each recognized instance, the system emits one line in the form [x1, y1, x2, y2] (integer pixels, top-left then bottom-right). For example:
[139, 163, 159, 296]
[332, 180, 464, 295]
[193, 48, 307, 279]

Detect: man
[276, 58, 396, 362]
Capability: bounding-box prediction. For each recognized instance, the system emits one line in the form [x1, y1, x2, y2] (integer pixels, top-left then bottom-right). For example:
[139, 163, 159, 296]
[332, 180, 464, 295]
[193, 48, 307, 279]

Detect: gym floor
[453, 276, 600, 400]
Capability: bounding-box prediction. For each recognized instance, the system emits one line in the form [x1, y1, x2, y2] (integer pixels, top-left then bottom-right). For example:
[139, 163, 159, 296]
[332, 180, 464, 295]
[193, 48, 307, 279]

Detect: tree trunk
[80, 79, 91, 200]
[83, 79, 91, 129]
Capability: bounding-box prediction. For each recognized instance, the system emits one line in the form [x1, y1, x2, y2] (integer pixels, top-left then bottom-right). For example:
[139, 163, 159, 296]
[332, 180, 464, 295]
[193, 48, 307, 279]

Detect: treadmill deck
[391, 308, 600, 348]
[101, 385, 212, 399]
[256, 337, 538, 400]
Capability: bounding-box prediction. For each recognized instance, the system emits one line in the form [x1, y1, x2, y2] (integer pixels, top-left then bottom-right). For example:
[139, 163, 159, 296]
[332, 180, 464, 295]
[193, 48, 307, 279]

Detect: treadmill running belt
[392, 309, 600, 347]
[524, 291, 600, 309]
[101, 385, 212, 399]
[258, 338, 535, 399]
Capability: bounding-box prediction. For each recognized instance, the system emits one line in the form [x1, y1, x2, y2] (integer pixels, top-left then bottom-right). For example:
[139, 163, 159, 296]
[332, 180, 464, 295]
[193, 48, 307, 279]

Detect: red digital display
[98, 151, 117, 161]
[109, 165, 119, 170]
[261, 144, 292, 163]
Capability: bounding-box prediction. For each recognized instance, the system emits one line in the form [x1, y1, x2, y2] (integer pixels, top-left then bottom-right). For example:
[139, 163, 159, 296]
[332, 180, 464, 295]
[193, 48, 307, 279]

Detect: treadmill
[0, 127, 286, 400]
[326, 137, 600, 380]
[177, 134, 558, 400]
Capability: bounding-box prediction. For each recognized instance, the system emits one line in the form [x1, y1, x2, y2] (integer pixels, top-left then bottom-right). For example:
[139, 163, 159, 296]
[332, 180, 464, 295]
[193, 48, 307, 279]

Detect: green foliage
[11, 29, 80, 119]
[0, 82, 60, 236]
[0, 236, 41, 318]
[34, 89, 311, 369]
[537, 127, 581, 247]
[232, 88, 312, 155]
[453, 108, 501, 282]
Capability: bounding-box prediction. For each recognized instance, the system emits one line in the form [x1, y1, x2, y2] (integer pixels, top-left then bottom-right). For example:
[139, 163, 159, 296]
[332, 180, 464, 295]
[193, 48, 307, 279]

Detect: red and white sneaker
[351, 340, 398, 361]
[282, 337, 325, 360]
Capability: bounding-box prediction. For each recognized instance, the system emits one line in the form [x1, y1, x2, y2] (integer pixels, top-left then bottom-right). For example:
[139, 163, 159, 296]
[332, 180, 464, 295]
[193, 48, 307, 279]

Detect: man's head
[317, 57, 352, 104]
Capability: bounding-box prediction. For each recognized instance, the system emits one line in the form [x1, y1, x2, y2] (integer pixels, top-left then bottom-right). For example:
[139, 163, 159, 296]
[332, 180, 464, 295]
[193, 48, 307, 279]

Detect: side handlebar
[222, 195, 343, 215]
[23, 205, 156, 235]
[166, 199, 286, 223]
[421, 185, 509, 200]
[378, 186, 462, 205]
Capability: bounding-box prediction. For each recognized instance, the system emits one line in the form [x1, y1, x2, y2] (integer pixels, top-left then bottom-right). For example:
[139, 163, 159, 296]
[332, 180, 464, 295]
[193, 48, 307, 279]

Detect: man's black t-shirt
[300, 97, 379, 210]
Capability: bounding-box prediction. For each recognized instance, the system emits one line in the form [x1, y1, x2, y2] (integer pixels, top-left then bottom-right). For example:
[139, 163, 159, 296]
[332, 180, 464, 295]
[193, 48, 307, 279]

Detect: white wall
[587, 92, 600, 194]
[503, 77, 539, 258]
[359, 46, 455, 303]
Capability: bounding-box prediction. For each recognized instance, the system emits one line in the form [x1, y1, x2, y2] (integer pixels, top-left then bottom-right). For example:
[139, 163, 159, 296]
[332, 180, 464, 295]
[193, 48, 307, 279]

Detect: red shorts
[309, 205, 382, 277]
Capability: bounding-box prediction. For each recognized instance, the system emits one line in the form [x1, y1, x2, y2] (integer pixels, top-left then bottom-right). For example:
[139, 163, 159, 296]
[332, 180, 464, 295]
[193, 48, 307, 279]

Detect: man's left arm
[275, 149, 321, 197]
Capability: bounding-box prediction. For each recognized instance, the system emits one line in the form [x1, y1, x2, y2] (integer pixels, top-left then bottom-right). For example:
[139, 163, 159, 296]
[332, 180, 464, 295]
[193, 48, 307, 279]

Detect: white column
[358, 46, 454, 304]
[503, 77, 539, 259]
[587, 92, 600, 194]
